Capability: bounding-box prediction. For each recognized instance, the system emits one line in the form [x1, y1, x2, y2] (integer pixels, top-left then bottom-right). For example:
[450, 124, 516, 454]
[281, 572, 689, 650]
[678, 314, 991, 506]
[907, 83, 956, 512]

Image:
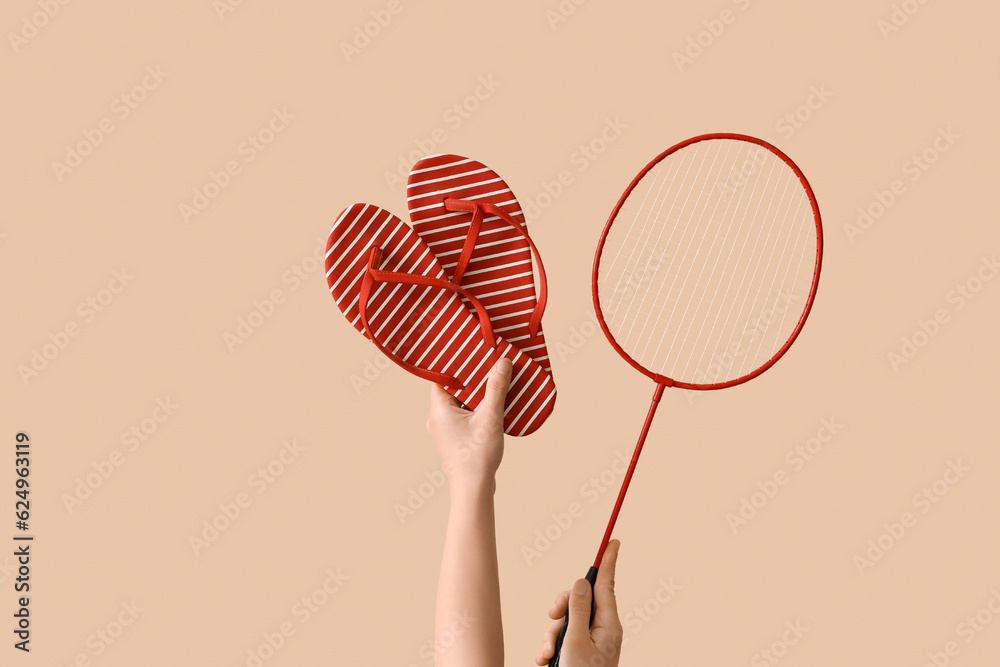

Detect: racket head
[592, 133, 823, 390]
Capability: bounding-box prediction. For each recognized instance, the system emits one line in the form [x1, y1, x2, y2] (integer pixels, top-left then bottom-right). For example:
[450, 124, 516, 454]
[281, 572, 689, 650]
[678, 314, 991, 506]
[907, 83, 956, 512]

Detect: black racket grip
[548, 566, 599, 667]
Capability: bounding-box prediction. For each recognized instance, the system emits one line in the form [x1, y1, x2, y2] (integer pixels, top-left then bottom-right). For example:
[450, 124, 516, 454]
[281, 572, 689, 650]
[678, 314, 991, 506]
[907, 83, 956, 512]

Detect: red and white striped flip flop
[406, 155, 553, 379]
[325, 203, 556, 436]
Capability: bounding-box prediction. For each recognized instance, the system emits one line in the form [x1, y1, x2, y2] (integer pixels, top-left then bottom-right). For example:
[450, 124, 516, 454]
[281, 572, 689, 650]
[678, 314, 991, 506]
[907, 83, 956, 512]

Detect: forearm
[435, 480, 504, 667]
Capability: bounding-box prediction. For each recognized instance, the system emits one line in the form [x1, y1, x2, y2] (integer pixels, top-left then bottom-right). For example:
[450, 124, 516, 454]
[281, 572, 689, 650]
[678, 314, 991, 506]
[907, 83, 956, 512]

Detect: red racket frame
[589, 132, 823, 566]
[549, 134, 822, 666]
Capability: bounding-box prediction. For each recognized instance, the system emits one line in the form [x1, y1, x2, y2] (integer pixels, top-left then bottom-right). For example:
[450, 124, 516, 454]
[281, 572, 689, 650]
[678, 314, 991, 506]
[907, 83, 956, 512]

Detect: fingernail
[573, 579, 589, 595]
[543, 640, 551, 653]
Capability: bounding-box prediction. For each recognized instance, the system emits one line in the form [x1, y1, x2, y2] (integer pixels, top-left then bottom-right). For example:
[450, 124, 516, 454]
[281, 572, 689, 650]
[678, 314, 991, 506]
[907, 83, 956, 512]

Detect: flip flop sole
[325, 203, 555, 436]
[407, 155, 552, 374]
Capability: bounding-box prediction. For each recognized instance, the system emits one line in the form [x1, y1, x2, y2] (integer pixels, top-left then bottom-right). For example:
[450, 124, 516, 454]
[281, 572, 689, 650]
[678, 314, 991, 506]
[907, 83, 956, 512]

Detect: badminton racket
[549, 133, 823, 665]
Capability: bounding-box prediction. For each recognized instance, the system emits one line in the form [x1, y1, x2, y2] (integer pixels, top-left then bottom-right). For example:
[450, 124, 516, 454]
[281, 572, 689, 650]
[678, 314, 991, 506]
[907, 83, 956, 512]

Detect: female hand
[426, 357, 511, 493]
[537, 540, 624, 666]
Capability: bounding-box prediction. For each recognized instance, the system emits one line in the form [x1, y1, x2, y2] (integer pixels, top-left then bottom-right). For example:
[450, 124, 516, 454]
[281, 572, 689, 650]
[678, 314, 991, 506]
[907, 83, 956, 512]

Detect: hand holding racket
[548, 134, 823, 665]
[537, 540, 623, 667]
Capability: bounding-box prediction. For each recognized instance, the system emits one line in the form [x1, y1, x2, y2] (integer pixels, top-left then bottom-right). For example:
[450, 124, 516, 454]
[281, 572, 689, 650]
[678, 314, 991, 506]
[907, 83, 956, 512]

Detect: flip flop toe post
[325, 203, 555, 435]
[407, 155, 553, 377]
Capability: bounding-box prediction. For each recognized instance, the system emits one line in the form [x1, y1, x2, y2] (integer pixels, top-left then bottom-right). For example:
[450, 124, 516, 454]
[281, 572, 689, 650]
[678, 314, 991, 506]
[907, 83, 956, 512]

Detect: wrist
[448, 474, 496, 501]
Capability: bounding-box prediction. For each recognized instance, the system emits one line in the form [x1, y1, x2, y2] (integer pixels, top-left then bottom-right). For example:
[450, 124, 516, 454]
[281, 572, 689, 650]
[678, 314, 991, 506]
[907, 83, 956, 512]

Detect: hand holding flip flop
[324, 155, 556, 436]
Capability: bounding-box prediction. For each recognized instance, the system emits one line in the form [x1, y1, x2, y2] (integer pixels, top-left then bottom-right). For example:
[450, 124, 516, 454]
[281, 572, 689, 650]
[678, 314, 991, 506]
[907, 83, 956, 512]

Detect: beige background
[3, 1, 999, 665]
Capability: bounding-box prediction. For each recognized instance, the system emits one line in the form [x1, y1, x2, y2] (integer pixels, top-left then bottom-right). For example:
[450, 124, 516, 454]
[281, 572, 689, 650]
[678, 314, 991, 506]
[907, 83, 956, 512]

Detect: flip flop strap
[446, 200, 485, 287]
[443, 198, 548, 339]
[358, 246, 498, 389]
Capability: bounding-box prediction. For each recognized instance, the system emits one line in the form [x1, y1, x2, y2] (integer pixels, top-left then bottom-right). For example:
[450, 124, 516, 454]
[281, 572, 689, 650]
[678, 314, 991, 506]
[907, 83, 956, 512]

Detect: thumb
[564, 578, 594, 643]
[478, 357, 512, 419]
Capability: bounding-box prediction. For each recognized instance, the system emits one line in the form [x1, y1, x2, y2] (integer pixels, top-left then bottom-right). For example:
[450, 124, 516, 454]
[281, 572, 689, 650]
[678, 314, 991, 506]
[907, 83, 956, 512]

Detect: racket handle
[548, 566, 599, 667]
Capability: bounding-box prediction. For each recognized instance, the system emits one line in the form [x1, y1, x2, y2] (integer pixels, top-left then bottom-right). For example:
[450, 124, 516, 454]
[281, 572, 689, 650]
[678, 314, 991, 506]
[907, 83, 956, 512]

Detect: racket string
[611, 144, 698, 336]
[737, 187, 808, 375]
[671, 142, 777, 379]
[609, 141, 715, 338]
[597, 138, 818, 385]
[683, 159, 770, 376]
[708, 158, 792, 379]
[637, 140, 731, 365]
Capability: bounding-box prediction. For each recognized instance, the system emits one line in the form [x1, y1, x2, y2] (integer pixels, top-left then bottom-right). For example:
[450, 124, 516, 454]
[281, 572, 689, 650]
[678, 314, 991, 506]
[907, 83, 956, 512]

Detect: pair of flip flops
[325, 155, 556, 436]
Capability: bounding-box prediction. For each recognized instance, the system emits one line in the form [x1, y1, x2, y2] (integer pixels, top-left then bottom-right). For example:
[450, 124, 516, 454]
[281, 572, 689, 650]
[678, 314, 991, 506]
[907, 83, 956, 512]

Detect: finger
[429, 382, 462, 412]
[593, 540, 621, 627]
[477, 357, 512, 419]
[548, 589, 571, 619]
[537, 619, 564, 664]
[564, 578, 594, 643]
[545, 618, 564, 646]
[427, 383, 462, 434]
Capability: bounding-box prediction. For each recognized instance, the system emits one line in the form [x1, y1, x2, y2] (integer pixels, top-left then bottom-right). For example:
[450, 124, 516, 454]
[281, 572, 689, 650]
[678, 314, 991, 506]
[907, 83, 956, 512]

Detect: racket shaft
[551, 385, 664, 664]
[593, 382, 665, 567]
